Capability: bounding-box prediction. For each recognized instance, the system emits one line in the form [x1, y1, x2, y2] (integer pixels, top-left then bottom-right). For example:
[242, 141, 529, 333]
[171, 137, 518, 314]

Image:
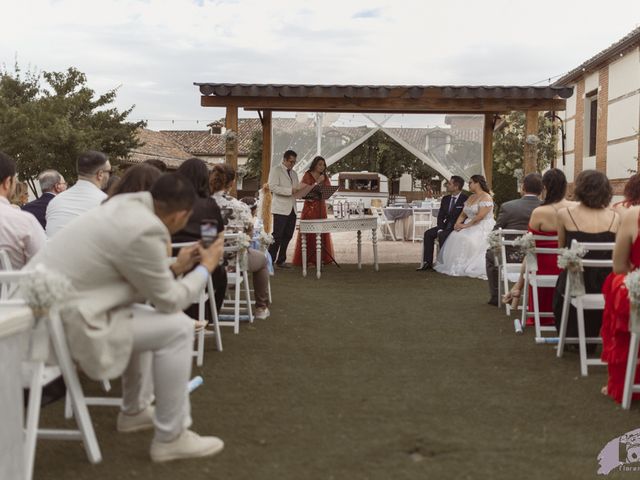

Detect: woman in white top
[435, 174, 495, 279]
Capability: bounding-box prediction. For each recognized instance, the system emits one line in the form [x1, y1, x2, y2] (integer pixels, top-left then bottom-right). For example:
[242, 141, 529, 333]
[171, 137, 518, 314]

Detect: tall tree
[0, 64, 145, 195]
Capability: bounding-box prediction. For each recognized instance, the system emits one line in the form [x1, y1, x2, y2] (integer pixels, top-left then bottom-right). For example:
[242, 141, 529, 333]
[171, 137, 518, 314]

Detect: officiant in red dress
[293, 156, 335, 266]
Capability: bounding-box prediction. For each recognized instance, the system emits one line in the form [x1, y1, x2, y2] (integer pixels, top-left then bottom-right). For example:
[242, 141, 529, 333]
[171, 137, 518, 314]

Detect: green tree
[0, 64, 145, 195]
[493, 111, 557, 177]
[245, 130, 263, 181]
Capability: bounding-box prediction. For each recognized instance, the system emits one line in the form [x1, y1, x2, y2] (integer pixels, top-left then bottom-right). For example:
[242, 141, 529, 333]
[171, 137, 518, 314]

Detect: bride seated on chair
[435, 175, 495, 279]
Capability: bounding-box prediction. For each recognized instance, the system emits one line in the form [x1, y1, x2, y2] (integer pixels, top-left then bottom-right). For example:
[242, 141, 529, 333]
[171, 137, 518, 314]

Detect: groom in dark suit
[417, 176, 468, 271]
[485, 173, 543, 305]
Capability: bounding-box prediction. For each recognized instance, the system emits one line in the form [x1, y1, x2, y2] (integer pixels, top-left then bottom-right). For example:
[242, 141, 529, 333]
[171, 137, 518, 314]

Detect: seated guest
[601, 205, 640, 402]
[22, 169, 67, 228]
[107, 164, 162, 198]
[144, 158, 168, 172]
[46, 150, 111, 237]
[27, 174, 225, 462]
[210, 164, 271, 320]
[552, 170, 619, 342]
[0, 152, 46, 269]
[485, 173, 542, 305]
[172, 158, 227, 314]
[502, 169, 577, 321]
[417, 176, 467, 271]
[10, 180, 29, 207]
[612, 173, 640, 216]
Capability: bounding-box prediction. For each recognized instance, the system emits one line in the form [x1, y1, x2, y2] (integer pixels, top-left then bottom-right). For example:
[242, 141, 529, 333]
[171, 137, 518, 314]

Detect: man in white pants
[27, 173, 225, 462]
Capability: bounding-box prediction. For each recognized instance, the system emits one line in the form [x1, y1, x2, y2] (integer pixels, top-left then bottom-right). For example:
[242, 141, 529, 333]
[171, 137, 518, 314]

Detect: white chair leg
[576, 300, 589, 376]
[195, 291, 205, 366]
[267, 277, 272, 304]
[48, 310, 102, 464]
[243, 270, 253, 323]
[622, 332, 640, 409]
[234, 274, 241, 334]
[24, 362, 44, 480]
[520, 274, 529, 332]
[556, 286, 571, 358]
[207, 277, 222, 352]
[533, 278, 543, 339]
[64, 390, 73, 419]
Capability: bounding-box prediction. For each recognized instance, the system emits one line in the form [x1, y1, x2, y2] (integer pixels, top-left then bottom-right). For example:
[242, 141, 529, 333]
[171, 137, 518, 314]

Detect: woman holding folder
[292, 156, 335, 266]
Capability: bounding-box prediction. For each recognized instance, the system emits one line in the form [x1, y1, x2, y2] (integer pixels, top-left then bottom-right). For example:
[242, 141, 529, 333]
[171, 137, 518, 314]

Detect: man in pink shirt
[0, 152, 46, 269]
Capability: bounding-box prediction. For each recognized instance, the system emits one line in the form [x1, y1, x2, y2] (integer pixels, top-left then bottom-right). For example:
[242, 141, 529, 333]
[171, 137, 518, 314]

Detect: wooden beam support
[483, 114, 494, 188]
[225, 105, 239, 196]
[261, 110, 272, 186]
[523, 110, 539, 175]
[202, 95, 566, 113]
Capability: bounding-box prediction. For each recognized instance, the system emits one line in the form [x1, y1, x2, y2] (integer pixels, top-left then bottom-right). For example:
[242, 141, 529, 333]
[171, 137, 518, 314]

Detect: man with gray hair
[22, 169, 67, 228]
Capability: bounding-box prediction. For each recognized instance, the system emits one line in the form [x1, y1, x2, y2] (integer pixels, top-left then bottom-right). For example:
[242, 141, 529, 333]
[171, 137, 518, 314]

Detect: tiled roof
[195, 83, 573, 100]
[123, 128, 194, 169]
[554, 26, 640, 86]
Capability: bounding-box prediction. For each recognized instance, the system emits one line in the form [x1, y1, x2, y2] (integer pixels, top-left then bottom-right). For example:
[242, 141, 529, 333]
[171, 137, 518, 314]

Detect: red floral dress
[292, 172, 335, 266]
[601, 213, 640, 403]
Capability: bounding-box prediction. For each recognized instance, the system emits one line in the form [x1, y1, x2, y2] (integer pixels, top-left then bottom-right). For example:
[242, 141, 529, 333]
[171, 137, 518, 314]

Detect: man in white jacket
[267, 150, 316, 267]
[28, 173, 225, 462]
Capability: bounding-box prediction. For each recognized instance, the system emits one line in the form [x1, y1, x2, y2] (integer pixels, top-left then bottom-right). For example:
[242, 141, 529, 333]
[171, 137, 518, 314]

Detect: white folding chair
[494, 229, 527, 316]
[219, 236, 254, 334]
[556, 240, 614, 376]
[0, 270, 102, 480]
[412, 210, 433, 242]
[517, 238, 561, 342]
[172, 242, 223, 364]
[371, 206, 397, 241]
[622, 331, 640, 409]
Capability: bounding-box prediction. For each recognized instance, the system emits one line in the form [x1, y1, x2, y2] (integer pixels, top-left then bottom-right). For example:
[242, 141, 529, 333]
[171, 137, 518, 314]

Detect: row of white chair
[496, 232, 640, 409]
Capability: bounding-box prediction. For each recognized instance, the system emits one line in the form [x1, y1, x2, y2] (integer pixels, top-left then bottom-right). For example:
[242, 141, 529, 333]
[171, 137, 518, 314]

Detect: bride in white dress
[435, 175, 495, 279]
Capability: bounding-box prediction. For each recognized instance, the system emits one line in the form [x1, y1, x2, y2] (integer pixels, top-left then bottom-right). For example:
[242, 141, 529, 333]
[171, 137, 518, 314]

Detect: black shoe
[487, 299, 498, 306]
[276, 263, 291, 269]
[416, 263, 433, 271]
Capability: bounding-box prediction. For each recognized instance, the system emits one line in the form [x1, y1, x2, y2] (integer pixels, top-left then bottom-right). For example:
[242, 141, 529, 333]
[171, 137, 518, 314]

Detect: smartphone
[200, 219, 219, 248]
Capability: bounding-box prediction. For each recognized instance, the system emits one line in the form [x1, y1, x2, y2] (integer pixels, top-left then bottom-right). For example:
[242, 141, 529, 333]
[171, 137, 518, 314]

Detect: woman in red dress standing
[292, 156, 335, 266]
[601, 206, 640, 403]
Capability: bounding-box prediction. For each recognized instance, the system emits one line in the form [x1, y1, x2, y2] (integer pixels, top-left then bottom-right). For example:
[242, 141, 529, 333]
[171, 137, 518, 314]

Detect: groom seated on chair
[27, 173, 226, 463]
[417, 176, 467, 271]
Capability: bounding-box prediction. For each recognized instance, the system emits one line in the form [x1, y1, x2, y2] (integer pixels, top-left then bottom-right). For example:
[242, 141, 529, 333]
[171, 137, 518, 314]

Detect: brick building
[553, 27, 640, 195]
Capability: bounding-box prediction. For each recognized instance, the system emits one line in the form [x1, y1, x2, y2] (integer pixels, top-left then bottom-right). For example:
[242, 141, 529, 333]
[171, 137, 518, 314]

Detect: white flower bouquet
[624, 270, 640, 333]
[557, 245, 587, 296]
[20, 264, 74, 360]
[227, 202, 254, 233]
[513, 232, 537, 271]
[257, 231, 274, 252]
[237, 232, 252, 271]
[487, 231, 501, 255]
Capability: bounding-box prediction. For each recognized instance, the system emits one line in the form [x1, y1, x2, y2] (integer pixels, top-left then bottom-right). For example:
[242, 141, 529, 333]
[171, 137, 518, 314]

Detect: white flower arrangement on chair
[20, 264, 74, 360]
[624, 270, 640, 333]
[487, 231, 501, 255]
[557, 245, 587, 296]
[513, 232, 537, 271]
[237, 232, 252, 271]
[257, 231, 274, 252]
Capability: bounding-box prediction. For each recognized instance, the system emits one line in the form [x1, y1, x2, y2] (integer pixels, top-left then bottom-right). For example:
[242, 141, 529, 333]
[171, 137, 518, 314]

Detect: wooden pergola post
[225, 105, 239, 196]
[523, 110, 539, 175]
[261, 110, 272, 185]
[483, 113, 494, 188]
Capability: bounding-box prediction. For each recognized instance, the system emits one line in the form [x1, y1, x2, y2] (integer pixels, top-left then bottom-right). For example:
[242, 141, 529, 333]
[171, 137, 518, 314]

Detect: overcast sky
[1, 0, 638, 130]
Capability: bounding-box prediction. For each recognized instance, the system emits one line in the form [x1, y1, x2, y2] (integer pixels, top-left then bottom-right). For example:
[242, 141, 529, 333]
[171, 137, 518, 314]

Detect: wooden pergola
[195, 83, 573, 188]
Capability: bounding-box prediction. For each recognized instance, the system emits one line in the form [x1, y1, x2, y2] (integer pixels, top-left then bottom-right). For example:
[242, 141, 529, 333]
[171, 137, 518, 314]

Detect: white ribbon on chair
[557, 245, 587, 297]
[514, 232, 538, 272]
[625, 270, 640, 333]
[19, 264, 74, 361]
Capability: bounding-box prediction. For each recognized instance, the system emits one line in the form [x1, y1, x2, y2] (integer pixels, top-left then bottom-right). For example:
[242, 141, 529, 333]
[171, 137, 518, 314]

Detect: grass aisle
[36, 265, 638, 479]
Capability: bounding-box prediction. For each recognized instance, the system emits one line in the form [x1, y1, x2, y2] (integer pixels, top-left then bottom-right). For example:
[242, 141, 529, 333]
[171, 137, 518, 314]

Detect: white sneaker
[150, 429, 224, 462]
[117, 406, 155, 433]
[255, 307, 270, 320]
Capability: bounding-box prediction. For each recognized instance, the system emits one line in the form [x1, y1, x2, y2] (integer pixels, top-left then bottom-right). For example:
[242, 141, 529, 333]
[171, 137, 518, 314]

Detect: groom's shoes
[416, 263, 433, 271]
[487, 298, 499, 306]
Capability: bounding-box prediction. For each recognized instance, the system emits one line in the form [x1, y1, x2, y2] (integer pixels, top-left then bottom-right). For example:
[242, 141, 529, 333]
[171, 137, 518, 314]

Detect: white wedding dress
[434, 200, 496, 280]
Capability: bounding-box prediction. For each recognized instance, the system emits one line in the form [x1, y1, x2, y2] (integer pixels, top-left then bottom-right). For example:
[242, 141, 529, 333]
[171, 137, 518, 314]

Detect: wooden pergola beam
[225, 105, 238, 196]
[523, 110, 539, 175]
[202, 95, 566, 113]
[483, 114, 494, 188]
[260, 109, 272, 185]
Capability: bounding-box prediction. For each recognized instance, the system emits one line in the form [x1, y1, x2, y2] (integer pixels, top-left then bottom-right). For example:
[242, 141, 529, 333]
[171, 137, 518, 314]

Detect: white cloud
[1, 0, 638, 130]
